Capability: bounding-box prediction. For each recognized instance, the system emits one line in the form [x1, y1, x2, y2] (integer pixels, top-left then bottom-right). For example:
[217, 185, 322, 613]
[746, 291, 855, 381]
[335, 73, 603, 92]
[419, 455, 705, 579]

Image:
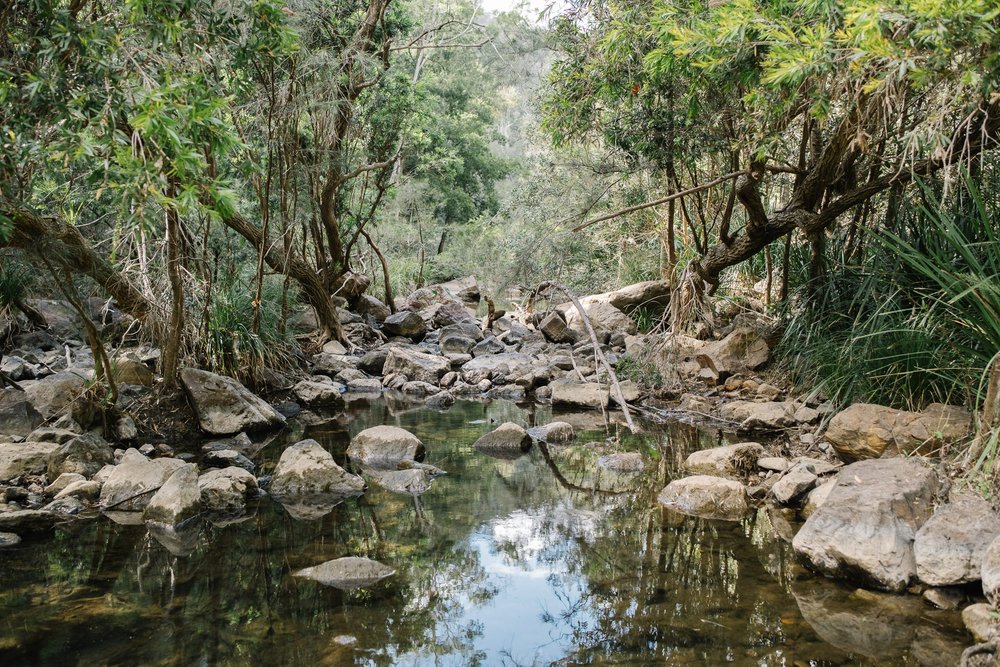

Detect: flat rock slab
[180, 368, 285, 435]
[657, 475, 749, 521]
[364, 468, 433, 496]
[792, 457, 939, 592]
[0, 510, 59, 534]
[294, 556, 395, 590]
[550, 380, 609, 409]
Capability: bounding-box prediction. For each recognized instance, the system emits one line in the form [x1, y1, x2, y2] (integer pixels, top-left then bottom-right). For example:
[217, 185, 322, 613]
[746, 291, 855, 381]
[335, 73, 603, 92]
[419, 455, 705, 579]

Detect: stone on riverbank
[0, 388, 43, 437]
[270, 439, 364, 496]
[293, 380, 345, 408]
[657, 475, 749, 521]
[347, 426, 424, 467]
[718, 400, 797, 430]
[792, 458, 939, 592]
[824, 402, 971, 461]
[382, 347, 449, 384]
[684, 442, 763, 477]
[180, 368, 286, 435]
[550, 379, 609, 409]
[381, 311, 426, 340]
[47, 433, 114, 479]
[0, 442, 59, 481]
[913, 496, 1000, 586]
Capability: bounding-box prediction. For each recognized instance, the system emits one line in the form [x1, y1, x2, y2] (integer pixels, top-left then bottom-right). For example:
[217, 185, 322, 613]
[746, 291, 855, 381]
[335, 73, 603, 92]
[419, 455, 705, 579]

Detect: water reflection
[0, 399, 967, 666]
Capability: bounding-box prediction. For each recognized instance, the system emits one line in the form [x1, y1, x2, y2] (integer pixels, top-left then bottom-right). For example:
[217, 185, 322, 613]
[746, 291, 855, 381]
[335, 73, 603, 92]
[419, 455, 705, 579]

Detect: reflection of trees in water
[0, 400, 969, 666]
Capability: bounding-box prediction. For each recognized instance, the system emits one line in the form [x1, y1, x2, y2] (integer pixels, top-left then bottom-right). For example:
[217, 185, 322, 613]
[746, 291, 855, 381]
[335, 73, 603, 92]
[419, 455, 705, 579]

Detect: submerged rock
[597, 452, 644, 472]
[270, 439, 364, 497]
[963, 603, 1000, 642]
[180, 367, 286, 435]
[364, 468, 434, 496]
[347, 426, 424, 468]
[657, 475, 749, 521]
[0, 532, 21, 547]
[293, 556, 395, 590]
[792, 458, 939, 592]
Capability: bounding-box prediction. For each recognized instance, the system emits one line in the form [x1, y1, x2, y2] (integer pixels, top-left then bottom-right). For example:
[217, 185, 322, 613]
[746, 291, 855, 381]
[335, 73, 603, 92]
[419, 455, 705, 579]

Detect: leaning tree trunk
[3, 206, 151, 320]
[220, 209, 346, 344]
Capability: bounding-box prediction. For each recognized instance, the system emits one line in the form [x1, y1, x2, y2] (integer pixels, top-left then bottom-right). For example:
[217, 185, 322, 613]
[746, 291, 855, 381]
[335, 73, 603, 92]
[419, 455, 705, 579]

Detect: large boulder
[824, 403, 972, 461]
[913, 495, 1000, 586]
[46, 433, 114, 479]
[382, 347, 449, 384]
[0, 442, 59, 481]
[550, 379, 609, 409]
[791, 458, 940, 592]
[293, 556, 395, 590]
[270, 439, 365, 497]
[143, 464, 201, 526]
[180, 368, 286, 435]
[354, 294, 391, 322]
[99, 449, 187, 511]
[0, 388, 43, 437]
[697, 326, 771, 375]
[558, 280, 671, 315]
[563, 301, 637, 336]
[657, 475, 749, 521]
[473, 422, 532, 453]
[381, 310, 426, 340]
[981, 535, 1000, 607]
[347, 426, 424, 467]
[684, 442, 764, 477]
[460, 352, 534, 378]
[198, 467, 259, 511]
[23, 371, 87, 419]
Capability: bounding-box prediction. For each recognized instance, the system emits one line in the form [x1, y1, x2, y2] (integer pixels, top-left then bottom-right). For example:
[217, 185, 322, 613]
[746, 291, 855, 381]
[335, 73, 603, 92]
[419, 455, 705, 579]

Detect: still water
[0, 398, 968, 666]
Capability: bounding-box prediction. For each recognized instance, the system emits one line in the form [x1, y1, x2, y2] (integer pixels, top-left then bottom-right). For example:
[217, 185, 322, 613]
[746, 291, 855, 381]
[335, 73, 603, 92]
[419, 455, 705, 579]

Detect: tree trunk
[161, 195, 185, 388]
[3, 206, 151, 321]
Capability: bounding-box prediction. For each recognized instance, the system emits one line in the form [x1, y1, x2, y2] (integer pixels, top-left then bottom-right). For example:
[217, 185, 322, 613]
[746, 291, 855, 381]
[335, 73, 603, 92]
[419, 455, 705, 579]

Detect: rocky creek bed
[0, 276, 995, 664]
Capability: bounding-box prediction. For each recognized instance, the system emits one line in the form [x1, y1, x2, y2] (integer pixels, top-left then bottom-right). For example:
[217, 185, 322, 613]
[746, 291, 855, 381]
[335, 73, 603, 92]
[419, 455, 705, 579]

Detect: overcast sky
[480, 0, 566, 22]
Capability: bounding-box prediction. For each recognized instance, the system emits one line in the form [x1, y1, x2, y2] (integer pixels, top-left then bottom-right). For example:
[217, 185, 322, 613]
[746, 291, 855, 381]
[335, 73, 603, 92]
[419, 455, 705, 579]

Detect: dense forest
[1, 0, 999, 469]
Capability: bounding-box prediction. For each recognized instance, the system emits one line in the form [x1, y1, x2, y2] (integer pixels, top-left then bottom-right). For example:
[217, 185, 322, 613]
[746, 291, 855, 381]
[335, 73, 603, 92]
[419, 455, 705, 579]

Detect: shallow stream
[0, 398, 969, 665]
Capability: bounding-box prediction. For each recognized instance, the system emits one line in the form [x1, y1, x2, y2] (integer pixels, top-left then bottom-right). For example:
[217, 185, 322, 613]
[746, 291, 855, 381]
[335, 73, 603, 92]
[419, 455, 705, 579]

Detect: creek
[0, 398, 968, 665]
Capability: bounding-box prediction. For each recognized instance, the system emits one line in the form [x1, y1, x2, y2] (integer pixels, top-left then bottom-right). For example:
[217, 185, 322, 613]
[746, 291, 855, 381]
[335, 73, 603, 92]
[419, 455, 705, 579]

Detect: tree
[545, 0, 1000, 304]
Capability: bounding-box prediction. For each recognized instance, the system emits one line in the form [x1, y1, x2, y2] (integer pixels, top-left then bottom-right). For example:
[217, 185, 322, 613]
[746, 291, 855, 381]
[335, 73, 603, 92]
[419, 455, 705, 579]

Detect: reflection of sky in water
[392, 507, 599, 666]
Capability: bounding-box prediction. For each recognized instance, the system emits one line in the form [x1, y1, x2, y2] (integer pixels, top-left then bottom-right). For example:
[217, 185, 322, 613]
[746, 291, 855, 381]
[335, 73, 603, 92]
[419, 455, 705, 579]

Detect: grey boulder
[270, 439, 364, 497]
[180, 368, 286, 435]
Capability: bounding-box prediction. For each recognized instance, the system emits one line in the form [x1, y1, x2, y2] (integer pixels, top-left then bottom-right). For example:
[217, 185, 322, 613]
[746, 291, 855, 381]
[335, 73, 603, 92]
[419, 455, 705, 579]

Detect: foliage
[615, 354, 663, 387]
[778, 177, 1000, 410]
[201, 273, 298, 387]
